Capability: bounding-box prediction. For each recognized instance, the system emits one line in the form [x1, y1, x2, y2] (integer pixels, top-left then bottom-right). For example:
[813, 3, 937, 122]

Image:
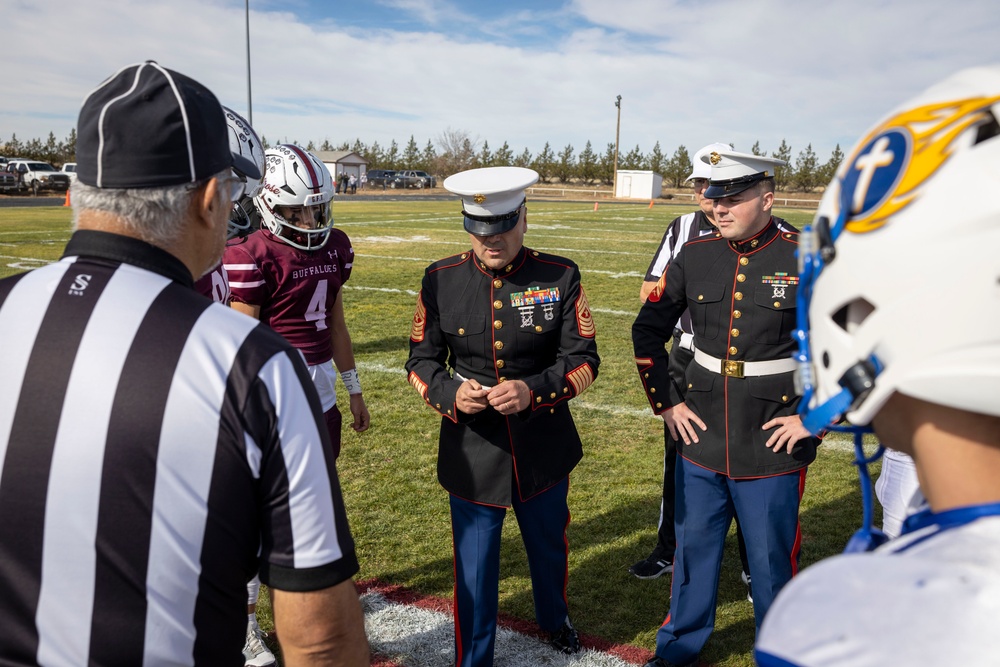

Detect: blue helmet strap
[795, 208, 890, 553]
[843, 430, 889, 553]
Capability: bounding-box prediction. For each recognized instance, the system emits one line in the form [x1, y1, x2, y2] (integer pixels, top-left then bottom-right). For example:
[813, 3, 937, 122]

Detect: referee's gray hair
[70, 169, 229, 247]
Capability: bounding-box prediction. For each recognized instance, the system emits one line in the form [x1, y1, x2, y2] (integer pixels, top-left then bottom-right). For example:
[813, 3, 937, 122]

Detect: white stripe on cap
[152, 62, 198, 184]
[93, 64, 145, 188]
[92, 62, 197, 187]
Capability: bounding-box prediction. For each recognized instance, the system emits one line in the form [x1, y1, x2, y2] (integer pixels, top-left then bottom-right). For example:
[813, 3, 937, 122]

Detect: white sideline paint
[361, 591, 636, 667]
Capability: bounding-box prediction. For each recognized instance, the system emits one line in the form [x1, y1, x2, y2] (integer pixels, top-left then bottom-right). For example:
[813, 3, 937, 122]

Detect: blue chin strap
[793, 206, 889, 553]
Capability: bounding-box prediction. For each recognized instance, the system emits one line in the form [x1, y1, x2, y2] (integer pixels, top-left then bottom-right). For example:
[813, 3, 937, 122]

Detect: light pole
[613, 95, 621, 198]
[245, 0, 253, 124]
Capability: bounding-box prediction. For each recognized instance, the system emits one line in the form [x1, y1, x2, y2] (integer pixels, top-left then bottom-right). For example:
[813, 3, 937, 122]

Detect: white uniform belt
[693, 347, 797, 378]
[673, 330, 694, 352]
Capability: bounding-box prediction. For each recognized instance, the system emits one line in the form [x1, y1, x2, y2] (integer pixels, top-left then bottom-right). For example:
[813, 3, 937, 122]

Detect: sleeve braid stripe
[410, 293, 426, 342]
[575, 288, 595, 338]
[408, 371, 428, 399]
[566, 363, 595, 396]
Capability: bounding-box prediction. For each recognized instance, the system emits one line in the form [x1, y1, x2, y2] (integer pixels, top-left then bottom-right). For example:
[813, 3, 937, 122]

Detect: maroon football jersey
[194, 263, 230, 304]
[224, 228, 354, 365]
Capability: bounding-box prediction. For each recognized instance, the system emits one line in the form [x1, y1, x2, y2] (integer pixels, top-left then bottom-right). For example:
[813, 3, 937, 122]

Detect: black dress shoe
[548, 618, 581, 654]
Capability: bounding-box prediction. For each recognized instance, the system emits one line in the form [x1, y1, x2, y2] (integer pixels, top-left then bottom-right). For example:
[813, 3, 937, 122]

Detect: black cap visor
[705, 172, 769, 199]
[463, 203, 523, 236]
[231, 152, 261, 181]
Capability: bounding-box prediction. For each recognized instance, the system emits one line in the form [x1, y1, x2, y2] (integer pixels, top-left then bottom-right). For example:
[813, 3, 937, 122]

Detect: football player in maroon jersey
[194, 107, 265, 306]
[224, 144, 370, 461]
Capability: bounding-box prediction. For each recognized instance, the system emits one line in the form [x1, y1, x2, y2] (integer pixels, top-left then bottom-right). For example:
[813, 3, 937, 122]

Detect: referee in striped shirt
[0, 62, 368, 667]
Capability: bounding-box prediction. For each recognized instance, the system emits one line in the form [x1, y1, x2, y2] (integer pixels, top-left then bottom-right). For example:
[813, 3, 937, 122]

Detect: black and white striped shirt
[0, 231, 358, 666]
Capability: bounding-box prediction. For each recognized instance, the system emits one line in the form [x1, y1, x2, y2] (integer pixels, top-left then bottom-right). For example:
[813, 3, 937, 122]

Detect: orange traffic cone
[648, 200, 655, 209]
[593, 202, 599, 212]
[63, 190, 71, 207]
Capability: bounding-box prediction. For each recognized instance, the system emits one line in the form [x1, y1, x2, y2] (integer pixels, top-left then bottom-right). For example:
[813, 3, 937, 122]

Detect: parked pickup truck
[61, 162, 78, 182]
[0, 157, 18, 193]
[5, 159, 72, 195]
[390, 170, 436, 189]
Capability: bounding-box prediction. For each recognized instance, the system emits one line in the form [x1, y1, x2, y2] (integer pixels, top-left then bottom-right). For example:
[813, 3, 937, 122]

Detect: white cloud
[2, 0, 999, 165]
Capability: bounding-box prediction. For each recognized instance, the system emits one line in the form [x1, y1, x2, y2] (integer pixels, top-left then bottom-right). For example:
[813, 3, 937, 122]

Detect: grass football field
[0, 200, 880, 666]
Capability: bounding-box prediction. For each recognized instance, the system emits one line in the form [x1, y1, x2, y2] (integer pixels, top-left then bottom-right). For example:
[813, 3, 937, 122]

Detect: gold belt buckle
[722, 359, 745, 378]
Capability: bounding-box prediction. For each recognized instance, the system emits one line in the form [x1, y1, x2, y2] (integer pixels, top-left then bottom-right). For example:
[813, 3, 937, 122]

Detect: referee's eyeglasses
[216, 172, 247, 202]
[191, 172, 246, 203]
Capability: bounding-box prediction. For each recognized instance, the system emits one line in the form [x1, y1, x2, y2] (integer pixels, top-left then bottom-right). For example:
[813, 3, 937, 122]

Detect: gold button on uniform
[536, 396, 542, 403]
[729, 346, 738, 355]
[550, 392, 556, 399]
[563, 387, 569, 394]
[494, 320, 503, 329]
[436, 403, 441, 409]
[493, 300, 503, 309]
[458, 328, 465, 335]
[774, 301, 781, 308]
[499, 377, 507, 383]
[461, 253, 468, 259]
[697, 294, 704, 301]
[650, 387, 656, 393]
[736, 274, 746, 283]
[493, 279, 503, 288]
[534, 325, 542, 332]
[733, 310, 742, 318]
[731, 328, 740, 337]
[734, 292, 744, 301]
[656, 402, 663, 409]
[496, 359, 505, 369]
[739, 257, 749, 266]
[688, 383, 693, 389]
[550, 408, 555, 414]
[782, 395, 789, 402]
[494, 341, 504, 350]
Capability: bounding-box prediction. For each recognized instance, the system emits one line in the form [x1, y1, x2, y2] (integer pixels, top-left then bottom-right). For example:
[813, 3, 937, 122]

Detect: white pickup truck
[4, 159, 72, 195]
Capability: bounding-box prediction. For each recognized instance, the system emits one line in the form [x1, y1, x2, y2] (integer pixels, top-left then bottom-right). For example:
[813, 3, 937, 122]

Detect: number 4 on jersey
[305, 279, 329, 331]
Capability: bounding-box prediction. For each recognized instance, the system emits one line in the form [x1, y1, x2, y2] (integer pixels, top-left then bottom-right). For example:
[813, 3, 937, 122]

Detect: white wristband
[340, 368, 362, 395]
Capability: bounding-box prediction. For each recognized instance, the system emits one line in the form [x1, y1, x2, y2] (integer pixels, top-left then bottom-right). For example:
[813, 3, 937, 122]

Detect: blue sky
[3, 0, 1000, 166]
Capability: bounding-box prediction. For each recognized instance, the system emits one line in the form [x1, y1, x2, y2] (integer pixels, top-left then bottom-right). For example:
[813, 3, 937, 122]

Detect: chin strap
[841, 427, 889, 553]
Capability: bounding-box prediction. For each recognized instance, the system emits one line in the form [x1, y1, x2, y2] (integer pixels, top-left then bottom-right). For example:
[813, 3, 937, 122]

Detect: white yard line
[362, 591, 638, 667]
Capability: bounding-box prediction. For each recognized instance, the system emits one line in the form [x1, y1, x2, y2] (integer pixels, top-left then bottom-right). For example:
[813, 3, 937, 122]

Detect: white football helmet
[796, 65, 1000, 435]
[254, 144, 335, 251]
[223, 106, 265, 239]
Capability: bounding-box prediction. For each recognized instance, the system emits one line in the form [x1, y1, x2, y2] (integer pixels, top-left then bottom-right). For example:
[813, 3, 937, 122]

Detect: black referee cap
[76, 61, 261, 189]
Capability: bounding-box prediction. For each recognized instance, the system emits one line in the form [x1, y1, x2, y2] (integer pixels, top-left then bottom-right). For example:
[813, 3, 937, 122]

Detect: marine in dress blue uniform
[633, 151, 820, 667]
[405, 167, 600, 667]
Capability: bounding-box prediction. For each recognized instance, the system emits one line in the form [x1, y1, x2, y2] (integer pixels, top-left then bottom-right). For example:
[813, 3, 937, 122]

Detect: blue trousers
[449, 477, 571, 667]
[655, 457, 805, 665]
